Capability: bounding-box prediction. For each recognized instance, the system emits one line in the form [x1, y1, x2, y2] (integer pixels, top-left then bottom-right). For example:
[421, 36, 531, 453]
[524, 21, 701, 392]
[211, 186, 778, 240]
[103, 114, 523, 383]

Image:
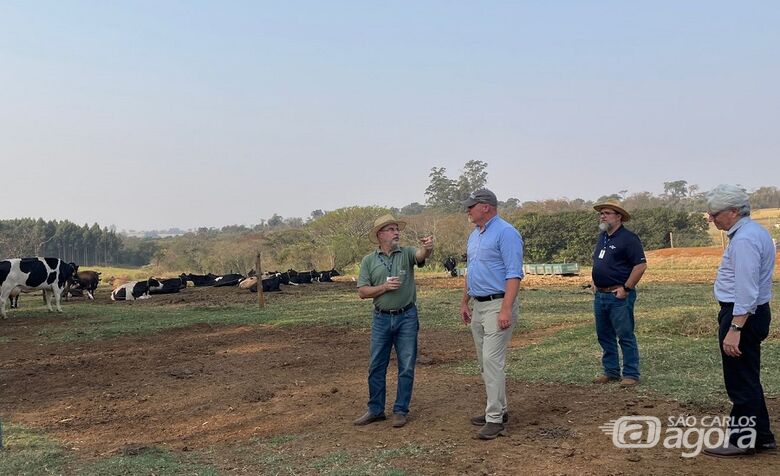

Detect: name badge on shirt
[598, 249, 606, 259]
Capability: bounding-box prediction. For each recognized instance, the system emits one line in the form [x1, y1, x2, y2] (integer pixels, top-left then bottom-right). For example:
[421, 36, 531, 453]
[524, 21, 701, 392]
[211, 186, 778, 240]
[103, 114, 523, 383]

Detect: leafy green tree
[455, 160, 489, 202]
[400, 202, 426, 215]
[663, 180, 689, 199]
[307, 206, 390, 270]
[749, 186, 780, 209]
[425, 167, 457, 209]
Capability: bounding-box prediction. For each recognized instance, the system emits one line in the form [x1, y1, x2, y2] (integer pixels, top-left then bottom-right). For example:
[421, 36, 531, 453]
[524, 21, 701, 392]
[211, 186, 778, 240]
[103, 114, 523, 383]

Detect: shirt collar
[605, 224, 624, 237]
[726, 216, 750, 237]
[375, 246, 401, 256]
[479, 215, 500, 233]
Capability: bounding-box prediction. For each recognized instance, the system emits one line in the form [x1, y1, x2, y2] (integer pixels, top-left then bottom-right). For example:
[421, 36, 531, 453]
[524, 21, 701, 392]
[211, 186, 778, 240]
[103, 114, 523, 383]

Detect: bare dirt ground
[1, 280, 778, 475]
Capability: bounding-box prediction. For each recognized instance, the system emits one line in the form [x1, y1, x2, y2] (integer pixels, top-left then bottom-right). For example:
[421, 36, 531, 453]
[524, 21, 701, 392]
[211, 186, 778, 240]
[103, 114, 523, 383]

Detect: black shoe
[757, 441, 777, 453]
[703, 445, 756, 458]
[478, 422, 508, 440]
[353, 411, 386, 426]
[471, 412, 509, 426]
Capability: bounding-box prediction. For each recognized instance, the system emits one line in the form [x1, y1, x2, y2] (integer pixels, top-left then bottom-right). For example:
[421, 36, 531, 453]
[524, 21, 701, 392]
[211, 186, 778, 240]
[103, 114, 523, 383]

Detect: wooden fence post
[256, 252, 265, 308]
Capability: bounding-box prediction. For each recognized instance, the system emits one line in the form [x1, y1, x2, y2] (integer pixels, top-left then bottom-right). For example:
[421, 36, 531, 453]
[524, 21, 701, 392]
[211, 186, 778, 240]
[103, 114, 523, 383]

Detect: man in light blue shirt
[703, 185, 776, 458]
[459, 188, 524, 440]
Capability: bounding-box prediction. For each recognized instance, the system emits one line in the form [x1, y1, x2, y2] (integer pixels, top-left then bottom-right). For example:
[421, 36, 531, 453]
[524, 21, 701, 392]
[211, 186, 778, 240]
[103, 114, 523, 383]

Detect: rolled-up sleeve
[500, 228, 524, 280]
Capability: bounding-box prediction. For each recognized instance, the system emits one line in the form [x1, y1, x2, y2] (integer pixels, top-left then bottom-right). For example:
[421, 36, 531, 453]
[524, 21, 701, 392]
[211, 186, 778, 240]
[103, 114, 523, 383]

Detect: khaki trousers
[470, 297, 517, 424]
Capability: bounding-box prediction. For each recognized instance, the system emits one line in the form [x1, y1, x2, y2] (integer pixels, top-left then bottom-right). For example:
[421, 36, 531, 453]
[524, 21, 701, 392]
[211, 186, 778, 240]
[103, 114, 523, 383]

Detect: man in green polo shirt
[353, 214, 434, 428]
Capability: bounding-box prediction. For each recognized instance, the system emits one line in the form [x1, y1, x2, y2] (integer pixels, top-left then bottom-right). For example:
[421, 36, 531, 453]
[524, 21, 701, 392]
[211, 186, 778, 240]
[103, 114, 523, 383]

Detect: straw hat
[369, 214, 406, 243]
[593, 198, 631, 221]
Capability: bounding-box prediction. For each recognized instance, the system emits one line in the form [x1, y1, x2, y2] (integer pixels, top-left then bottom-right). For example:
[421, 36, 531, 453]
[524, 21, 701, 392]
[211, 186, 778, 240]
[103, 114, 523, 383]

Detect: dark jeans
[718, 302, 774, 446]
[594, 290, 640, 379]
[367, 305, 419, 416]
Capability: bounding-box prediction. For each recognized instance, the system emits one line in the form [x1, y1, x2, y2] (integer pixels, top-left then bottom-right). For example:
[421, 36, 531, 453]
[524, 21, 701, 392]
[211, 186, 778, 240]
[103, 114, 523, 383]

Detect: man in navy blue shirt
[591, 198, 647, 387]
[703, 185, 775, 458]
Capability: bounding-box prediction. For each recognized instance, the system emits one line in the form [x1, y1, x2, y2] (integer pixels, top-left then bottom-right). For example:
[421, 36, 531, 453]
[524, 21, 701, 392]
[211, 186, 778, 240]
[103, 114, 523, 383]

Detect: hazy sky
[2, 1, 778, 231]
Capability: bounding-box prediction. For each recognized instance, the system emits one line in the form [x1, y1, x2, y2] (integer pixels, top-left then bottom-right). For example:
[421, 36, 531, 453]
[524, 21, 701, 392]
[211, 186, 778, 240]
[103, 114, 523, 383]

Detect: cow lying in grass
[111, 278, 161, 301]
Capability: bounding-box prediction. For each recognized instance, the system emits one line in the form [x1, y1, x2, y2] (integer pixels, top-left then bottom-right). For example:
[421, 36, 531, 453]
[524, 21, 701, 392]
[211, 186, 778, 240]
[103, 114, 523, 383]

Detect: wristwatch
[622, 284, 632, 292]
[730, 323, 743, 332]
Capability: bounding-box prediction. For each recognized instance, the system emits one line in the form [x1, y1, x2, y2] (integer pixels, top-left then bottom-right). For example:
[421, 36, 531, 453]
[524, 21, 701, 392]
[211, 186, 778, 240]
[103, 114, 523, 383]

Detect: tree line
[0, 219, 125, 266]
[2, 165, 778, 271]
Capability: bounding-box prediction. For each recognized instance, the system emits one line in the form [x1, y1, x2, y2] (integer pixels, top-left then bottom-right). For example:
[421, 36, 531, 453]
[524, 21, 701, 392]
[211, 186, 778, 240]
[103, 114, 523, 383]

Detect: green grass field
[2, 279, 778, 475]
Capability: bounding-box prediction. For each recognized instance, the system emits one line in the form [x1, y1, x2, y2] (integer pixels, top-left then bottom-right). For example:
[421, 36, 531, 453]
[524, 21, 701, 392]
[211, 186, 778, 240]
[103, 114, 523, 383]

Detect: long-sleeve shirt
[466, 215, 524, 297]
[714, 216, 776, 315]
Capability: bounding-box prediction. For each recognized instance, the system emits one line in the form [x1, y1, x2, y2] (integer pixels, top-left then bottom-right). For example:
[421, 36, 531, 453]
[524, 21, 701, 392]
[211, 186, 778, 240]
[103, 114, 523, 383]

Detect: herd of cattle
[0, 256, 340, 318]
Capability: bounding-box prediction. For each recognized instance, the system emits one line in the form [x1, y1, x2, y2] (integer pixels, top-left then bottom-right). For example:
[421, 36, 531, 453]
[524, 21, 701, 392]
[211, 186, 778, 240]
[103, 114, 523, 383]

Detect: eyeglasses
[707, 209, 729, 219]
[598, 210, 618, 216]
[380, 226, 400, 233]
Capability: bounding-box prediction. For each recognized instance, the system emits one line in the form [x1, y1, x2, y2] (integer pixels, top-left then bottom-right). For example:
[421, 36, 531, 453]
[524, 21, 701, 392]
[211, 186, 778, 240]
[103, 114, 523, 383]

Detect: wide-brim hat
[369, 214, 407, 243]
[593, 198, 631, 221]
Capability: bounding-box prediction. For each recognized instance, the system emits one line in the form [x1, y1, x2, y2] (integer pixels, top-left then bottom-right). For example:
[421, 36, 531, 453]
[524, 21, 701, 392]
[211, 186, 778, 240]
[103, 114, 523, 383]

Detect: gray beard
[598, 222, 609, 232]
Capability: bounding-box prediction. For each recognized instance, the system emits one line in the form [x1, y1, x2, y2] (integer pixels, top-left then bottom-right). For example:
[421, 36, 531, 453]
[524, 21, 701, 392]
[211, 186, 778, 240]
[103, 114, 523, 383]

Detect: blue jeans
[367, 305, 419, 416]
[594, 290, 640, 379]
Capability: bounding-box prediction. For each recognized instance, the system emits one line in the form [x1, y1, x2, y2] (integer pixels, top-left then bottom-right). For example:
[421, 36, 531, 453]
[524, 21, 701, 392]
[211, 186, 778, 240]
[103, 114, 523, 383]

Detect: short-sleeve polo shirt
[591, 225, 646, 288]
[358, 246, 423, 311]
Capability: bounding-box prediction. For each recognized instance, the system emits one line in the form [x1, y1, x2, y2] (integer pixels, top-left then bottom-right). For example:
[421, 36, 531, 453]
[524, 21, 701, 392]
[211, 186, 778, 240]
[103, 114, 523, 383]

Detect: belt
[375, 302, 415, 315]
[473, 293, 505, 302]
[719, 301, 734, 308]
[596, 285, 621, 293]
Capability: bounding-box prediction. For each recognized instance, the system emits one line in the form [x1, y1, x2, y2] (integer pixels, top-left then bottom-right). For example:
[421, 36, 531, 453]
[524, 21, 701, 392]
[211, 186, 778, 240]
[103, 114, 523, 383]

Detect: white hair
[706, 184, 750, 217]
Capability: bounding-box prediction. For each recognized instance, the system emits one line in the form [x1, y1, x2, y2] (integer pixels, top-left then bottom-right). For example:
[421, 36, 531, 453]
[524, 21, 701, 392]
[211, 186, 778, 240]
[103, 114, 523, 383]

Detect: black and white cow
[180, 273, 217, 287]
[111, 278, 161, 301]
[315, 268, 341, 282]
[287, 269, 313, 284]
[149, 277, 186, 295]
[442, 256, 458, 277]
[67, 270, 101, 300]
[0, 258, 79, 319]
[213, 273, 245, 287]
[249, 274, 281, 293]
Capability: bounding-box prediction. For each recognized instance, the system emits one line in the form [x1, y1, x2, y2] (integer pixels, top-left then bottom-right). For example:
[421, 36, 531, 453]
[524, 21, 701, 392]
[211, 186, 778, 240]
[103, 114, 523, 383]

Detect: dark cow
[111, 278, 161, 301]
[213, 273, 245, 287]
[0, 257, 78, 319]
[249, 274, 281, 293]
[66, 288, 84, 298]
[442, 256, 458, 277]
[287, 269, 313, 284]
[67, 270, 101, 300]
[315, 268, 340, 282]
[149, 277, 186, 295]
[180, 273, 217, 287]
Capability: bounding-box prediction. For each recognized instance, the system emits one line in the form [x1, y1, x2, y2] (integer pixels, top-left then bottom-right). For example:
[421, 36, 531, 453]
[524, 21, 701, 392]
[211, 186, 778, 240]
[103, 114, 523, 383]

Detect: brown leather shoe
[471, 412, 509, 426]
[703, 445, 755, 458]
[620, 378, 639, 387]
[392, 413, 407, 428]
[593, 375, 619, 384]
[353, 411, 386, 426]
[478, 422, 508, 440]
